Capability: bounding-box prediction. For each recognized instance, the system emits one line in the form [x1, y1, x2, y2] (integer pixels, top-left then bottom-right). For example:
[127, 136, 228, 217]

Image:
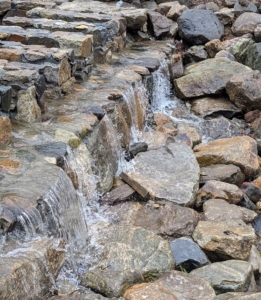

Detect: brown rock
[194, 136, 260, 177]
[128, 65, 150, 75]
[0, 116, 12, 146]
[100, 183, 135, 205]
[167, 2, 188, 21]
[177, 123, 201, 147]
[0, 159, 20, 174]
[205, 39, 225, 58]
[245, 110, 260, 123]
[140, 131, 169, 150]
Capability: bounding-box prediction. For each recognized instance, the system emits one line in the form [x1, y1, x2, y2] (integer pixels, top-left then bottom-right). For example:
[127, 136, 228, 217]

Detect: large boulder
[124, 271, 216, 300]
[80, 225, 174, 297]
[121, 143, 200, 206]
[174, 58, 251, 99]
[178, 9, 224, 45]
[194, 136, 260, 178]
[226, 71, 261, 112]
[232, 12, 261, 36]
[193, 220, 257, 260]
[191, 260, 254, 294]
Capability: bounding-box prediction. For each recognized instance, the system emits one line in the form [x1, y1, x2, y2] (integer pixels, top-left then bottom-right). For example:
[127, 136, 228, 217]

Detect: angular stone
[203, 198, 257, 224]
[232, 12, 261, 36]
[193, 220, 257, 260]
[244, 43, 261, 73]
[215, 50, 236, 61]
[216, 292, 261, 300]
[0, 116, 11, 146]
[234, 1, 258, 17]
[174, 58, 251, 99]
[178, 9, 224, 45]
[0, 0, 11, 16]
[196, 180, 244, 207]
[200, 164, 245, 186]
[140, 131, 169, 150]
[2, 69, 39, 83]
[124, 271, 216, 300]
[248, 245, 261, 277]
[191, 260, 254, 294]
[121, 143, 200, 206]
[177, 123, 201, 147]
[80, 225, 174, 297]
[156, 2, 176, 15]
[170, 237, 210, 272]
[100, 183, 135, 205]
[54, 128, 81, 149]
[183, 45, 208, 65]
[167, 2, 188, 21]
[205, 39, 225, 58]
[215, 8, 234, 25]
[0, 85, 12, 112]
[194, 136, 260, 178]
[147, 11, 170, 37]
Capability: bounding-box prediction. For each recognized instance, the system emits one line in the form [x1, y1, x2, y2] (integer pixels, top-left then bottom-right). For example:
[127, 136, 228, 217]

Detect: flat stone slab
[121, 143, 200, 206]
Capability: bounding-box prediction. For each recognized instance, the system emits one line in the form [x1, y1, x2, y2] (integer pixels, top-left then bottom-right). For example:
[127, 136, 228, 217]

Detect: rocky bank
[2, 0, 261, 299]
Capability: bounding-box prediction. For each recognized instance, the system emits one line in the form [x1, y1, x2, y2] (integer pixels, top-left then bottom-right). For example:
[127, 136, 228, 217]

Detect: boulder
[0, 116, 12, 147]
[191, 96, 241, 119]
[123, 270, 216, 300]
[193, 220, 257, 260]
[174, 58, 251, 99]
[193, 136, 260, 178]
[170, 237, 210, 272]
[147, 11, 170, 37]
[232, 12, 261, 36]
[80, 225, 174, 297]
[203, 198, 257, 224]
[191, 260, 254, 294]
[178, 9, 224, 45]
[199, 164, 245, 186]
[121, 143, 200, 206]
[244, 43, 261, 72]
[196, 180, 244, 207]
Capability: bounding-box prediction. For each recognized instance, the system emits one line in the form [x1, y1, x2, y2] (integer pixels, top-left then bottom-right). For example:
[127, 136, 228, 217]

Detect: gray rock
[100, 183, 135, 205]
[170, 237, 210, 272]
[147, 11, 170, 37]
[167, 1, 188, 21]
[191, 260, 254, 294]
[178, 9, 224, 45]
[206, 2, 219, 12]
[121, 143, 200, 206]
[215, 50, 236, 61]
[234, 1, 258, 17]
[215, 292, 261, 300]
[0, 0, 11, 16]
[248, 245, 261, 277]
[129, 142, 148, 157]
[215, 8, 234, 25]
[183, 45, 208, 65]
[232, 12, 261, 36]
[254, 24, 261, 42]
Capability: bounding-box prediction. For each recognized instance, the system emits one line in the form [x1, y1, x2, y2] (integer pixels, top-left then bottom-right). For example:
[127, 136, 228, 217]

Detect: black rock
[242, 182, 261, 203]
[0, 85, 12, 113]
[238, 194, 257, 211]
[129, 142, 148, 158]
[170, 237, 210, 272]
[178, 9, 224, 45]
[252, 213, 261, 237]
[86, 105, 106, 120]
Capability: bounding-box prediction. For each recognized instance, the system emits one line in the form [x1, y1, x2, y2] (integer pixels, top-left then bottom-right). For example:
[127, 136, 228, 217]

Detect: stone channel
[1, 0, 261, 299]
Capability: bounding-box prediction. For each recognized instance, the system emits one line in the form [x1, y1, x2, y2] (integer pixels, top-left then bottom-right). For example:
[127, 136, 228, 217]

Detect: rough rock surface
[121, 143, 200, 206]
[178, 9, 224, 45]
[0, 116, 12, 146]
[232, 12, 261, 36]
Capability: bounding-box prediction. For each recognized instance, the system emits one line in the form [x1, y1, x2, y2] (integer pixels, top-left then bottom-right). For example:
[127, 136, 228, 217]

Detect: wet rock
[147, 11, 170, 37]
[191, 260, 254, 294]
[194, 136, 260, 178]
[0, 116, 11, 147]
[192, 220, 257, 260]
[232, 12, 261, 36]
[128, 65, 150, 75]
[205, 39, 225, 58]
[191, 96, 240, 119]
[3, 69, 39, 83]
[80, 225, 174, 297]
[203, 198, 257, 224]
[109, 201, 199, 238]
[16, 86, 41, 124]
[0, 238, 65, 299]
[199, 164, 245, 186]
[178, 9, 224, 45]
[129, 142, 148, 157]
[0, 85, 12, 112]
[123, 270, 216, 300]
[170, 53, 184, 79]
[55, 128, 81, 149]
[196, 180, 244, 207]
[248, 245, 261, 277]
[34, 142, 67, 166]
[100, 184, 135, 205]
[174, 58, 251, 99]
[177, 123, 201, 147]
[183, 45, 208, 65]
[85, 105, 106, 121]
[215, 8, 235, 25]
[140, 131, 169, 150]
[121, 143, 200, 206]
[170, 237, 210, 272]
[167, 2, 188, 21]
[226, 71, 261, 112]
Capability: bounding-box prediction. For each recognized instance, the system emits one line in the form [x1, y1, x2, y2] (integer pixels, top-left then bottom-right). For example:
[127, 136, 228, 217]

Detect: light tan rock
[0, 116, 12, 146]
[205, 39, 225, 58]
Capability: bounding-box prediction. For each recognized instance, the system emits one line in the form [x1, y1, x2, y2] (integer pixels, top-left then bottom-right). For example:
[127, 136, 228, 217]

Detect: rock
[129, 142, 148, 157]
[242, 182, 261, 204]
[191, 260, 254, 294]
[254, 24, 261, 42]
[191, 96, 240, 119]
[215, 292, 261, 299]
[177, 123, 201, 147]
[170, 53, 184, 78]
[183, 45, 208, 65]
[140, 131, 169, 150]
[174, 58, 251, 99]
[168, 19, 179, 37]
[206, 2, 219, 12]
[154, 112, 177, 136]
[16, 86, 41, 124]
[0, 0, 11, 16]
[108, 201, 199, 238]
[123, 270, 216, 300]
[167, 2, 188, 21]
[0, 116, 11, 146]
[3, 69, 39, 83]
[192, 220, 257, 260]
[248, 245, 261, 277]
[0, 238, 65, 299]
[232, 12, 261, 36]
[100, 184, 135, 205]
[156, 2, 176, 15]
[203, 198, 257, 223]
[178, 9, 224, 45]
[226, 35, 254, 63]
[215, 8, 234, 25]
[170, 237, 210, 272]
[245, 110, 260, 123]
[0, 85, 12, 112]
[55, 128, 81, 149]
[193, 136, 260, 178]
[80, 225, 174, 297]
[205, 39, 225, 58]
[196, 180, 244, 207]
[226, 71, 261, 112]
[244, 43, 261, 73]
[121, 143, 200, 206]
[147, 11, 170, 37]
[199, 164, 245, 186]
[234, 1, 258, 17]
[215, 50, 236, 61]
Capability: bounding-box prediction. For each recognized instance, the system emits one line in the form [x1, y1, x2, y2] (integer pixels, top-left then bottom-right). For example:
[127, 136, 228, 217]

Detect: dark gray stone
[178, 9, 224, 45]
[129, 142, 148, 157]
[170, 237, 210, 272]
[85, 106, 106, 120]
[147, 11, 170, 37]
[0, 85, 12, 112]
